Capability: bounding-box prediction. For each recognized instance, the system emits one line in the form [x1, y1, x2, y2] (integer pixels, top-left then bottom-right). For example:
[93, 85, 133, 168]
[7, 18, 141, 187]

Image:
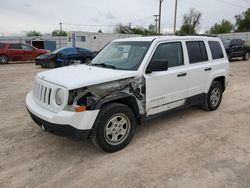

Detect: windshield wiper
[93, 63, 116, 69]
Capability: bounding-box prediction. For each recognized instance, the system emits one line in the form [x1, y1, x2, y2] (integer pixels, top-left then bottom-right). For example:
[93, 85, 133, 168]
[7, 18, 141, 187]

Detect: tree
[207, 19, 233, 34]
[113, 24, 157, 35]
[177, 8, 202, 35]
[235, 8, 250, 32]
[113, 24, 132, 34]
[97, 29, 103, 33]
[148, 24, 156, 33]
[26, 30, 42, 37]
[52, 29, 67, 36]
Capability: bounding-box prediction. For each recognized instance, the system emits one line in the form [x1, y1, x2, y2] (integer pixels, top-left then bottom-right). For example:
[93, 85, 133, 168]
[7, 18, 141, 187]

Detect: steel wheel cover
[104, 113, 131, 145]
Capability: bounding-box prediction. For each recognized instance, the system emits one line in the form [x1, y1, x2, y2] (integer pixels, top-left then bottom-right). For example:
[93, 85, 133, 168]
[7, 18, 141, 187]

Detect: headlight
[55, 89, 65, 106]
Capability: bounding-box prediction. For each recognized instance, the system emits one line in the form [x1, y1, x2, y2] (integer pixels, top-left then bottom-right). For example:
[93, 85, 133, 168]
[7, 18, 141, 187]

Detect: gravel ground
[0, 60, 250, 188]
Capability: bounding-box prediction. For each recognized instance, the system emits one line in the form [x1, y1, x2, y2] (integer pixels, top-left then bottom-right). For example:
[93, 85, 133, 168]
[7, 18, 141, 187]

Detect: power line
[62, 23, 116, 27]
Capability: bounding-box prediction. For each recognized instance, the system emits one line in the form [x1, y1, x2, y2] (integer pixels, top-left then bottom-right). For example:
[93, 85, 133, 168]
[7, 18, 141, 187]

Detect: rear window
[186, 41, 208, 64]
[208, 41, 224, 59]
[0, 43, 6, 49]
[61, 48, 78, 55]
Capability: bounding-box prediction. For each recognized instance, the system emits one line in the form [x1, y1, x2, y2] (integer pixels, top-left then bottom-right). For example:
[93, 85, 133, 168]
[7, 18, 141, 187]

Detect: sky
[0, 0, 249, 36]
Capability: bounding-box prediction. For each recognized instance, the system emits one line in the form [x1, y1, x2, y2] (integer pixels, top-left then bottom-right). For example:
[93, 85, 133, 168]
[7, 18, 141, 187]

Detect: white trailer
[68, 31, 141, 51]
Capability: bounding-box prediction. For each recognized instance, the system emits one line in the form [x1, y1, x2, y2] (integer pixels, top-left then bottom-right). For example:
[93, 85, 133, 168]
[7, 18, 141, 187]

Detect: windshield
[222, 40, 231, 47]
[91, 41, 151, 70]
[52, 48, 66, 54]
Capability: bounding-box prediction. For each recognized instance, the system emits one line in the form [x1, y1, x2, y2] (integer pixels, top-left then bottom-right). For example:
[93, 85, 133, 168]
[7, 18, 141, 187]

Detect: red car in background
[0, 43, 49, 64]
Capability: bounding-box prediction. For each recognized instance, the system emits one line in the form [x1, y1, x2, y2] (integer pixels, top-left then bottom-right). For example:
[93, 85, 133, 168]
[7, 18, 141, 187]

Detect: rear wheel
[227, 53, 232, 61]
[0, 55, 9, 64]
[91, 103, 136, 153]
[202, 81, 223, 111]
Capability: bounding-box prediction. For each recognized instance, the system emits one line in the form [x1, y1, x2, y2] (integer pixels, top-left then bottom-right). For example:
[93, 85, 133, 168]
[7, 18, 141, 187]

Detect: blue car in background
[35, 47, 94, 68]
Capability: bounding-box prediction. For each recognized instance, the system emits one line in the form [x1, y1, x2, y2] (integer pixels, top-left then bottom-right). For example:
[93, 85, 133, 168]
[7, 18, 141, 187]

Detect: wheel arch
[93, 93, 141, 124]
[207, 76, 226, 93]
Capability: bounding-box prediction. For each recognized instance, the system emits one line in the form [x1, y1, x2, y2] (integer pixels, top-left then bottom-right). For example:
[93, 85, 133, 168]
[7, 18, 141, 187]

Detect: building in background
[68, 31, 140, 51]
[217, 32, 250, 43]
[0, 32, 140, 52]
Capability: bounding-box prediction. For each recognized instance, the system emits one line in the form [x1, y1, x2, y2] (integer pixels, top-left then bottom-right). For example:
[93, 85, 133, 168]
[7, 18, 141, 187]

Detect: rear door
[230, 39, 242, 57]
[21, 44, 36, 59]
[236, 39, 244, 56]
[185, 41, 211, 97]
[8, 44, 24, 60]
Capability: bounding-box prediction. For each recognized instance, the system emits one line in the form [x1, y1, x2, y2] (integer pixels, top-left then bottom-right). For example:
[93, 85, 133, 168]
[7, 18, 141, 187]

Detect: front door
[145, 42, 188, 116]
[21, 44, 36, 59]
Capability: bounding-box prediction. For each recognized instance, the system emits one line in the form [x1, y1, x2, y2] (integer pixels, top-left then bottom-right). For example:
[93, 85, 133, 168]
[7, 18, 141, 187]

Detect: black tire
[46, 61, 56, 69]
[201, 81, 223, 111]
[91, 103, 137, 153]
[243, 52, 249, 61]
[0, 55, 9, 64]
[41, 62, 45, 68]
[227, 53, 232, 62]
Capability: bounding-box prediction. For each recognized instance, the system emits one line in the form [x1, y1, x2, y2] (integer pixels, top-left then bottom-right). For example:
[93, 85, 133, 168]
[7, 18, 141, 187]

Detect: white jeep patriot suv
[26, 36, 229, 152]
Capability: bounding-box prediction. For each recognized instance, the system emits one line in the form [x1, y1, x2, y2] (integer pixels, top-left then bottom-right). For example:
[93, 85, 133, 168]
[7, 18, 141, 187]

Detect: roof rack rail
[176, 34, 217, 37]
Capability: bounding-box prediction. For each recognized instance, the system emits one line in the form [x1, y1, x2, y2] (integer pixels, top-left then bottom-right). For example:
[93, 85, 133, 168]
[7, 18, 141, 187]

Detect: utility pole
[173, 0, 178, 34]
[59, 22, 62, 48]
[60, 22, 62, 32]
[153, 14, 159, 33]
[158, 0, 164, 34]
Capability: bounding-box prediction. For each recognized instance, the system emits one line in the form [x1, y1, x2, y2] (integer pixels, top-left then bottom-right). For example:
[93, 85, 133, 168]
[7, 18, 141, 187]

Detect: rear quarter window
[0, 43, 6, 49]
[186, 41, 208, 64]
[208, 41, 224, 60]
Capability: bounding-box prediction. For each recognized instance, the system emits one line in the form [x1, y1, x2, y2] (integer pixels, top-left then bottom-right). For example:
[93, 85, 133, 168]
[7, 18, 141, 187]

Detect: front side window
[151, 42, 184, 68]
[91, 41, 151, 70]
[186, 41, 208, 64]
[22, 44, 33, 50]
[208, 41, 224, 60]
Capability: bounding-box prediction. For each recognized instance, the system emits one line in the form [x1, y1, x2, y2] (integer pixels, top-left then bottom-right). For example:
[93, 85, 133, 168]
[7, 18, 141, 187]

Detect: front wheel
[202, 81, 223, 111]
[46, 61, 56, 69]
[91, 103, 136, 153]
[243, 52, 249, 61]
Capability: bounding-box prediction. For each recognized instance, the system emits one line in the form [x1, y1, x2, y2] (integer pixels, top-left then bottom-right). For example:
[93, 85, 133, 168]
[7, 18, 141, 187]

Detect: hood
[37, 65, 139, 90]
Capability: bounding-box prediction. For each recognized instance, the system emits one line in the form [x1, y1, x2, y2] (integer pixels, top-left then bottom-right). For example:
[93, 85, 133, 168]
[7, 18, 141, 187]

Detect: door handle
[177, 73, 187, 77]
[204, 68, 212, 71]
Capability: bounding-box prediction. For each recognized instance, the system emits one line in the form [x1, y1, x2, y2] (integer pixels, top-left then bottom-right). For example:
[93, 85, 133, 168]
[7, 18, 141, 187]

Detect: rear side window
[208, 41, 224, 59]
[0, 43, 5, 49]
[9, 44, 22, 49]
[186, 41, 208, 64]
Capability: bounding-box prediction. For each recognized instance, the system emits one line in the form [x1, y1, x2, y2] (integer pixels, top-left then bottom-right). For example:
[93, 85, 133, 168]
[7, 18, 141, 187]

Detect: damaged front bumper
[26, 92, 99, 140]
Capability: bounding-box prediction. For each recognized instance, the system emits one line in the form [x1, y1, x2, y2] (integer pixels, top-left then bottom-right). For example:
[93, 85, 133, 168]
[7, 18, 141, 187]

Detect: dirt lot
[0, 60, 250, 188]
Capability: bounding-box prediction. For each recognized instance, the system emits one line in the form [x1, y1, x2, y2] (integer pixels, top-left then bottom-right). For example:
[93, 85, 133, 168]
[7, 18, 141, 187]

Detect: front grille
[33, 79, 52, 106]
[32, 77, 68, 112]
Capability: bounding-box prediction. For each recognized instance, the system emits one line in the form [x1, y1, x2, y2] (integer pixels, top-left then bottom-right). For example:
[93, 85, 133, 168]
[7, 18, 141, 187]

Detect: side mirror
[146, 59, 168, 74]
